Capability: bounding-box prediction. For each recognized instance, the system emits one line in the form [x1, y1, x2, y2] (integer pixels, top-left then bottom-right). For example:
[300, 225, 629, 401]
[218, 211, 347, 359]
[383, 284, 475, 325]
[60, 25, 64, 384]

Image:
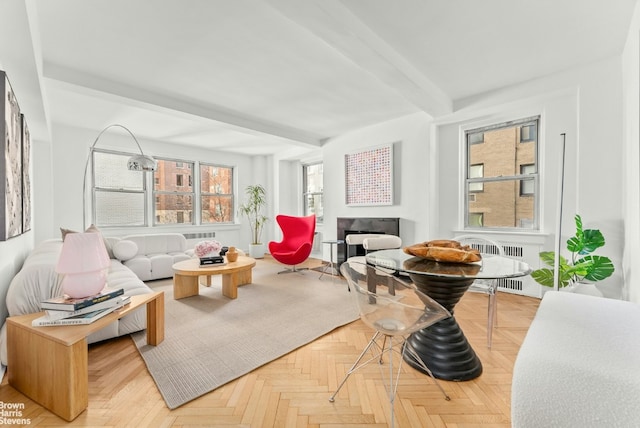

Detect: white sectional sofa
[0, 238, 153, 366]
[511, 291, 640, 427]
[110, 233, 191, 281]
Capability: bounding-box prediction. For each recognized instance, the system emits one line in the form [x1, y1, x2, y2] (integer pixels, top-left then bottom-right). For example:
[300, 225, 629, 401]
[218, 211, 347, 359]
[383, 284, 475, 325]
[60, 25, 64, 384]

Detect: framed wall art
[0, 71, 23, 241]
[22, 114, 31, 233]
[345, 143, 393, 206]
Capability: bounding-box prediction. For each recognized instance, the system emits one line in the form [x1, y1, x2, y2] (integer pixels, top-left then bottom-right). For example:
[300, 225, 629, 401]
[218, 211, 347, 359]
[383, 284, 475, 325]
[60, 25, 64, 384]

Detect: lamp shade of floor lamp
[82, 124, 157, 230]
[56, 232, 111, 298]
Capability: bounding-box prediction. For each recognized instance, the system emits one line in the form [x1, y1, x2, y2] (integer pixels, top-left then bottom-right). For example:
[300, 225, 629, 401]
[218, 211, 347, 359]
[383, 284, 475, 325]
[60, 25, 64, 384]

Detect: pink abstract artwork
[345, 144, 393, 206]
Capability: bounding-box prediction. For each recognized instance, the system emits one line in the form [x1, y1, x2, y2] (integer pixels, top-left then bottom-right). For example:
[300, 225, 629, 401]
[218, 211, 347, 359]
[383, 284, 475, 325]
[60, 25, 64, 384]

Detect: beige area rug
[131, 259, 358, 410]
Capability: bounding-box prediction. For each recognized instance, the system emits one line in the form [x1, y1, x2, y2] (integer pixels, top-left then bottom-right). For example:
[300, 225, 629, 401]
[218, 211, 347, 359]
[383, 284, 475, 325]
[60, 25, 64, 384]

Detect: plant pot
[249, 243, 265, 259]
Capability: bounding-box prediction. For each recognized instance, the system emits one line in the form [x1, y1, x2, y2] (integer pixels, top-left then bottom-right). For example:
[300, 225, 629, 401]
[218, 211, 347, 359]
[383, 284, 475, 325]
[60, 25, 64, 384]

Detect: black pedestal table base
[405, 273, 482, 381]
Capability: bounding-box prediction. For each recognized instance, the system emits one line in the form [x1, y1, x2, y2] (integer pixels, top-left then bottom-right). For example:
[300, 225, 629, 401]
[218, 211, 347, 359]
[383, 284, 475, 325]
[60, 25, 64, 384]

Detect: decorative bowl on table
[403, 239, 482, 264]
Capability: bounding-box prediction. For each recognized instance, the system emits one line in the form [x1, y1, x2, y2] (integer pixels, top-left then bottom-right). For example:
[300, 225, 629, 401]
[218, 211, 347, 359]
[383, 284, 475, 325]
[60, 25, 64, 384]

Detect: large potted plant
[531, 214, 615, 293]
[238, 184, 268, 259]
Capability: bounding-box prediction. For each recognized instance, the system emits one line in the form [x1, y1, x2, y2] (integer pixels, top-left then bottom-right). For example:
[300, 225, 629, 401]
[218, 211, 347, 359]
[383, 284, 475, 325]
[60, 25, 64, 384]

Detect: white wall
[0, 0, 42, 326]
[436, 58, 624, 298]
[46, 124, 270, 253]
[322, 112, 433, 245]
[320, 59, 625, 299]
[622, 1, 640, 303]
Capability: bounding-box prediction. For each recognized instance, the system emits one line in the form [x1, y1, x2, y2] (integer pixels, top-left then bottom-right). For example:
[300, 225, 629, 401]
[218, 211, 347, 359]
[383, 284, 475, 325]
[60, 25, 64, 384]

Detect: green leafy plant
[238, 184, 268, 245]
[531, 214, 615, 288]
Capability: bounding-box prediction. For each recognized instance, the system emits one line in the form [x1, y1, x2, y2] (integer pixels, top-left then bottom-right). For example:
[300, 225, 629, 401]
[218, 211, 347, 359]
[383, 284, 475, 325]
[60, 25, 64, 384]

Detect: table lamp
[56, 232, 111, 298]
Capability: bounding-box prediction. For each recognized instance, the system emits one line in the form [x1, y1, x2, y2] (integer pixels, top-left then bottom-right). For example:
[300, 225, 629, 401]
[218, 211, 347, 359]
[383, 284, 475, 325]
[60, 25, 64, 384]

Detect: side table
[319, 240, 344, 279]
[7, 291, 164, 421]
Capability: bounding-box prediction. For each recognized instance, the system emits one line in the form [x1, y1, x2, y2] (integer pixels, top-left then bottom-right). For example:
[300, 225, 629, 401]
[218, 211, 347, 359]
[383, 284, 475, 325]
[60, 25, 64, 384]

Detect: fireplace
[337, 217, 400, 267]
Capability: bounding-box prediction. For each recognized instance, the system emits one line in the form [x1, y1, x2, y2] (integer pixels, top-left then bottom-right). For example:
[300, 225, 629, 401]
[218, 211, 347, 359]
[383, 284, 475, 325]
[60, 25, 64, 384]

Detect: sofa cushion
[363, 235, 402, 251]
[123, 233, 187, 255]
[119, 233, 190, 281]
[124, 256, 153, 282]
[113, 240, 138, 261]
[512, 291, 640, 427]
[149, 254, 176, 280]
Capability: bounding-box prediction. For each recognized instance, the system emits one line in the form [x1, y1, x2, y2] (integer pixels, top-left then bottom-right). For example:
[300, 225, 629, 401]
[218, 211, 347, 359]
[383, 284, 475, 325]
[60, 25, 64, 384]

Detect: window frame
[463, 116, 540, 231]
[199, 162, 235, 225]
[302, 162, 323, 223]
[91, 148, 150, 228]
[520, 124, 536, 142]
[519, 163, 536, 196]
[468, 163, 484, 193]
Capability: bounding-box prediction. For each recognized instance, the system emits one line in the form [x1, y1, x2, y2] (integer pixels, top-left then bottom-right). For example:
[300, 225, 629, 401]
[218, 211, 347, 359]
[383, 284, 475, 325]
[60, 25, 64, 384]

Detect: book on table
[40, 287, 124, 311]
[32, 297, 130, 326]
[43, 295, 131, 321]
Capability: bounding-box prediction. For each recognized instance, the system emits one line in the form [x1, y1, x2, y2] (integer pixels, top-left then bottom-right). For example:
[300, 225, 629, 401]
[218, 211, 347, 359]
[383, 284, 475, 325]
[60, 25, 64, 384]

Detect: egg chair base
[276, 265, 310, 274]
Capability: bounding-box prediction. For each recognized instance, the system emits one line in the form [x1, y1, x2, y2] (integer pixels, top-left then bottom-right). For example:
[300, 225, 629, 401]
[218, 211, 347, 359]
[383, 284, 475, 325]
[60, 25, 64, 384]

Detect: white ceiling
[22, 0, 638, 157]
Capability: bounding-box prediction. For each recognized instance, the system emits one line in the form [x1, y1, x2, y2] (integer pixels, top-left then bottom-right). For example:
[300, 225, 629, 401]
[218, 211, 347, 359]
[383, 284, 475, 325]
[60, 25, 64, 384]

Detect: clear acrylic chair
[330, 260, 451, 427]
[454, 234, 505, 349]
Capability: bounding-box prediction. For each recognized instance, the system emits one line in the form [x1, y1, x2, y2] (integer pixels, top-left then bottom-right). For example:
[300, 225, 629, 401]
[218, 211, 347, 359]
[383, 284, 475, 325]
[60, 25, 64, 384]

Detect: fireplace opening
[337, 217, 400, 267]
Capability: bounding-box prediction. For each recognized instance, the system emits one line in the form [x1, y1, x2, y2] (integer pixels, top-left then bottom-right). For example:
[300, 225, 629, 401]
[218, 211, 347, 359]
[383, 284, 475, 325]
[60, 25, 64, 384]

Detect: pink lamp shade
[56, 232, 111, 298]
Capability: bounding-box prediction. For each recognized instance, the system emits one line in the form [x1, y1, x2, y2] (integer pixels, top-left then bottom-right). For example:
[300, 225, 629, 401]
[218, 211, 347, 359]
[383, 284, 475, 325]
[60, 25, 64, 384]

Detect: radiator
[183, 232, 216, 240]
[468, 239, 542, 298]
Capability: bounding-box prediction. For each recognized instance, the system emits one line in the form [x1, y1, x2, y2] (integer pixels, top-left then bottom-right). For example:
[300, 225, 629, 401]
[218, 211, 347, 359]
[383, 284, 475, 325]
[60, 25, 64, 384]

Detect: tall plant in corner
[238, 184, 268, 246]
[531, 214, 615, 289]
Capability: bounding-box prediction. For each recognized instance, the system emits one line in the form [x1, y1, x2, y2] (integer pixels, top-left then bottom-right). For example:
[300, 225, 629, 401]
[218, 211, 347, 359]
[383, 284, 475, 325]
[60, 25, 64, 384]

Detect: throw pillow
[60, 227, 77, 241]
[112, 240, 138, 261]
[59, 224, 115, 259]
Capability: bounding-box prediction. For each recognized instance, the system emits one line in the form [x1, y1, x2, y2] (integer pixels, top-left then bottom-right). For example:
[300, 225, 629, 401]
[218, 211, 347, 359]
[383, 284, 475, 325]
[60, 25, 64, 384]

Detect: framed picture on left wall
[0, 71, 23, 241]
[22, 114, 31, 233]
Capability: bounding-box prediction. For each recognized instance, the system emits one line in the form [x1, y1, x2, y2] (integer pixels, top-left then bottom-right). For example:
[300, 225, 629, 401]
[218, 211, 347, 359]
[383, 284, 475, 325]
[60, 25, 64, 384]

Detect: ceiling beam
[42, 62, 324, 149]
[267, 0, 452, 118]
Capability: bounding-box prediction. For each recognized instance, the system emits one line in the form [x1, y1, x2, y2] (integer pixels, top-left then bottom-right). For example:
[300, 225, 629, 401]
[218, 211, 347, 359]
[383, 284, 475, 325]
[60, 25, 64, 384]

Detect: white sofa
[0, 239, 153, 366]
[511, 291, 640, 427]
[110, 233, 191, 281]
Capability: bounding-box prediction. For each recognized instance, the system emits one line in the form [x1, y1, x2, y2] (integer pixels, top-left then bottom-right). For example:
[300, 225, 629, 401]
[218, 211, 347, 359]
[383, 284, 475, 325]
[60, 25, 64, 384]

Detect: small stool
[319, 240, 344, 279]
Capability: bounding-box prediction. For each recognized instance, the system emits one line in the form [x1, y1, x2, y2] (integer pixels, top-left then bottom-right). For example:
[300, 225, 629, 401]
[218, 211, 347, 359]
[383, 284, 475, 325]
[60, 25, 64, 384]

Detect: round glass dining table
[365, 248, 532, 381]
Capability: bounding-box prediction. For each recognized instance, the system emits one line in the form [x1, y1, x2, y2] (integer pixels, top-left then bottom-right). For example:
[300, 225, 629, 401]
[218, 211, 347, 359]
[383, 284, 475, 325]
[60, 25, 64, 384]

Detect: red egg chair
[269, 214, 316, 274]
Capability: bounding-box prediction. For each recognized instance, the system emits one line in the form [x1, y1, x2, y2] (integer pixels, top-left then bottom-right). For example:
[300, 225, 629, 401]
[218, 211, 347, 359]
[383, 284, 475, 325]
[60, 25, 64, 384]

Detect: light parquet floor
[0, 258, 540, 427]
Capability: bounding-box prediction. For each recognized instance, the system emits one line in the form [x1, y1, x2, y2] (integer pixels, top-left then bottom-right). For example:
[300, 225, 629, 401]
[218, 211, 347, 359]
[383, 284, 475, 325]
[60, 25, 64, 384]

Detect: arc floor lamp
[82, 124, 157, 230]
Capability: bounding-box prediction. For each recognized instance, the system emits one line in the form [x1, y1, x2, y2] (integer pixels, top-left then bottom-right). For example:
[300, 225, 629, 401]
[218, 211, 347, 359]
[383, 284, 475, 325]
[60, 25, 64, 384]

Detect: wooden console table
[6, 291, 164, 421]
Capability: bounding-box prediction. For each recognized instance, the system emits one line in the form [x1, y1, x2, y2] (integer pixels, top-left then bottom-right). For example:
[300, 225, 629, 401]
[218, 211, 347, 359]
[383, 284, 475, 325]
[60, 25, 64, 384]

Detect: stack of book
[32, 287, 129, 327]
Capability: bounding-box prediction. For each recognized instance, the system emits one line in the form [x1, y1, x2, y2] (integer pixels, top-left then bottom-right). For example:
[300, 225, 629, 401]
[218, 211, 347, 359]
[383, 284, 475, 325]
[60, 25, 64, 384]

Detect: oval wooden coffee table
[172, 256, 256, 300]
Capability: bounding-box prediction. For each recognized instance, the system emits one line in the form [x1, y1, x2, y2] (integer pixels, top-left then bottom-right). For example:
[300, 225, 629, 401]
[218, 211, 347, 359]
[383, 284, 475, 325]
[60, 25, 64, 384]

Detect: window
[521, 124, 536, 142]
[468, 212, 484, 227]
[200, 163, 233, 223]
[92, 150, 148, 226]
[520, 164, 535, 195]
[469, 132, 484, 144]
[92, 152, 238, 227]
[465, 117, 539, 230]
[469, 164, 484, 192]
[153, 159, 194, 225]
[303, 163, 323, 223]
